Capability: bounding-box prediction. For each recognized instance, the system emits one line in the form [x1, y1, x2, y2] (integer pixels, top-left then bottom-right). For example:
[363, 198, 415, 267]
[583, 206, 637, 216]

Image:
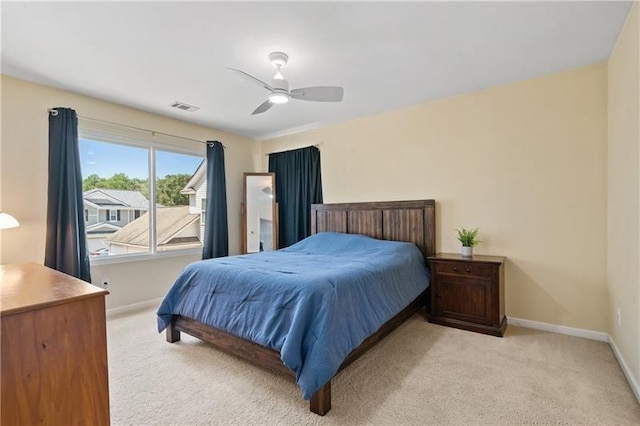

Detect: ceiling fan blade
[227, 68, 273, 92]
[290, 86, 344, 102]
[252, 99, 273, 115]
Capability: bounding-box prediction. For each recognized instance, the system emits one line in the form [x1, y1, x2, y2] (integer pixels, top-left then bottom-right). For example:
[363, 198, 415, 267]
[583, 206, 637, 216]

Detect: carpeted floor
[107, 307, 640, 425]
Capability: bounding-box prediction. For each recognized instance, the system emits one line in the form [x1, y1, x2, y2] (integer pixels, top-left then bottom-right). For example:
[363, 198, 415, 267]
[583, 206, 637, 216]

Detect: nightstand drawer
[435, 261, 492, 277]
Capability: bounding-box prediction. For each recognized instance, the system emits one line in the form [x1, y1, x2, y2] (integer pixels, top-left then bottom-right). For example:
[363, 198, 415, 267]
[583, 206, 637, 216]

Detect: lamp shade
[0, 212, 20, 230]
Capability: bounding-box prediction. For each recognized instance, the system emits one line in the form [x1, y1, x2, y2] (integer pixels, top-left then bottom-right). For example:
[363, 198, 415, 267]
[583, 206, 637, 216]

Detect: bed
[157, 199, 436, 415]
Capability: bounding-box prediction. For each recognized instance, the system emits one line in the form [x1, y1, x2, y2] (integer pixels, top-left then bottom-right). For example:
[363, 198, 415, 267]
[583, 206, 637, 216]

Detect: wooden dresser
[1, 263, 110, 425]
[428, 253, 507, 337]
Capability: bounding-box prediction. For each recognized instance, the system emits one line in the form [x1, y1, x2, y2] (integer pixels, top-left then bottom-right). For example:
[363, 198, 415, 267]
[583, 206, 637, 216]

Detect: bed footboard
[166, 314, 335, 414]
[164, 288, 427, 415]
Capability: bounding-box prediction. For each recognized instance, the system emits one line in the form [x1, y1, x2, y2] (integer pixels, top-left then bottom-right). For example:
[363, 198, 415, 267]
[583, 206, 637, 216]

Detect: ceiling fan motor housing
[271, 78, 289, 92]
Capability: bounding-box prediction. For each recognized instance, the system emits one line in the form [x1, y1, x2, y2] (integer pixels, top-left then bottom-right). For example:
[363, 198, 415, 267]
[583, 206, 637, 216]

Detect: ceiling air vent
[169, 101, 200, 112]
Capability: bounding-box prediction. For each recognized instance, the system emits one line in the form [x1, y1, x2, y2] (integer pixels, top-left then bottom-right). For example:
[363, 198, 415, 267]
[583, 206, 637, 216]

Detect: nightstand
[427, 253, 506, 337]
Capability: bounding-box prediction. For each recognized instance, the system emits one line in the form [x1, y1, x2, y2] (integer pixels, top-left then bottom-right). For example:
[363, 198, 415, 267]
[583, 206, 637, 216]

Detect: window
[201, 198, 207, 225]
[156, 150, 205, 251]
[79, 133, 205, 259]
[107, 209, 120, 222]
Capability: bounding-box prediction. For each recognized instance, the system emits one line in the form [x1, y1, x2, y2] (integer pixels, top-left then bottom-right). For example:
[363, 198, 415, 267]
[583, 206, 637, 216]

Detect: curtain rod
[265, 144, 321, 157]
[47, 108, 225, 148]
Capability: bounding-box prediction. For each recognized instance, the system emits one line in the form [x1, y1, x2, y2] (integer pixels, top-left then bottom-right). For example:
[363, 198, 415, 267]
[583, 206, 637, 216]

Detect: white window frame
[108, 209, 118, 222]
[201, 197, 207, 224]
[79, 127, 206, 265]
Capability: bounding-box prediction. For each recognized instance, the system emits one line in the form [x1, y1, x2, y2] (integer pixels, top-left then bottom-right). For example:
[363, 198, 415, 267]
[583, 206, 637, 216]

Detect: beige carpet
[107, 307, 640, 425]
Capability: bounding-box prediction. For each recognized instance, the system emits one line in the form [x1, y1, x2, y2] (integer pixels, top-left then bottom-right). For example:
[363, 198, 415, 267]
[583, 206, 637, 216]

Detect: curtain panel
[268, 145, 323, 248]
[44, 107, 92, 282]
[202, 141, 229, 259]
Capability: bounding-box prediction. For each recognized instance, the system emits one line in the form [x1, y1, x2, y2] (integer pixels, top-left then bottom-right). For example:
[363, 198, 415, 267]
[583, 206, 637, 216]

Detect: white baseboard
[508, 316, 639, 404]
[106, 297, 163, 318]
[608, 336, 640, 404]
[507, 316, 609, 342]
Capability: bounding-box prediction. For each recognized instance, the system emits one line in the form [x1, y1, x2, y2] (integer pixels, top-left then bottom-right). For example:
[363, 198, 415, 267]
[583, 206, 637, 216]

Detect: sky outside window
[79, 138, 202, 179]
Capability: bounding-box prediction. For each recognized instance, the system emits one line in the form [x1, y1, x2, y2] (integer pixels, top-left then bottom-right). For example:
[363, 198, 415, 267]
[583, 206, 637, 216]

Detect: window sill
[89, 248, 201, 266]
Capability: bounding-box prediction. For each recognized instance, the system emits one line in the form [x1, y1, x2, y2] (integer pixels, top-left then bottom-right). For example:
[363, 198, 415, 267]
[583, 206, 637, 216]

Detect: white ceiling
[1, 1, 632, 140]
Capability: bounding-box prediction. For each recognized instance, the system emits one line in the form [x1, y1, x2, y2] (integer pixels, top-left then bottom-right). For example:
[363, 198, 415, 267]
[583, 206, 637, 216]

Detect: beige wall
[0, 75, 261, 308]
[608, 2, 640, 392]
[262, 63, 609, 332]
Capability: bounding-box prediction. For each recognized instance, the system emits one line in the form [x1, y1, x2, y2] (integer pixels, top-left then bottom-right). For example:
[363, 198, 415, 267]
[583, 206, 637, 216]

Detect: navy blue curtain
[44, 107, 92, 282]
[268, 146, 323, 248]
[202, 141, 228, 259]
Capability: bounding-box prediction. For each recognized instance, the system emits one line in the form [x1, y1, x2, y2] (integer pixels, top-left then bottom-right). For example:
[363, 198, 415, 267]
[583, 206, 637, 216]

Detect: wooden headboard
[310, 200, 436, 259]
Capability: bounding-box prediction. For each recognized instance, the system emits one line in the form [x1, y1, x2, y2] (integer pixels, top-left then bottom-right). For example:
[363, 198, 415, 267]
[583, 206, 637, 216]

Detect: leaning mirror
[241, 173, 278, 254]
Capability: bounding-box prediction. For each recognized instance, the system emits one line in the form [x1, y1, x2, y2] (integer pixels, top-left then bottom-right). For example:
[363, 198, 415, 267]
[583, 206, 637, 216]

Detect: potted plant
[456, 227, 480, 257]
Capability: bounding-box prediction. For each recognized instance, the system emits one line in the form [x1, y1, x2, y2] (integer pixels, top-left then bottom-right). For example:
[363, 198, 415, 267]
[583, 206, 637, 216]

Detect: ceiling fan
[227, 52, 344, 115]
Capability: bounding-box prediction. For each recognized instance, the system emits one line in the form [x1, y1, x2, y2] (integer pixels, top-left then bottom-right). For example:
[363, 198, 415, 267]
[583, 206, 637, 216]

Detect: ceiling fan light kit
[268, 77, 290, 104]
[228, 51, 344, 115]
[269, 93, 289, 104]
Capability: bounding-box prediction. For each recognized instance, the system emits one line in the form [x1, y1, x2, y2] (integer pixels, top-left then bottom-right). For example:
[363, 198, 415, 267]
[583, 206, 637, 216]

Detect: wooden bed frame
[166, 199, 436, 415]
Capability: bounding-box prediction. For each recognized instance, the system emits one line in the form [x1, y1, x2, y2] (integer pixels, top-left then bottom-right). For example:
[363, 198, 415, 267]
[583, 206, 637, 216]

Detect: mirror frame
[241, 172, 278, 254]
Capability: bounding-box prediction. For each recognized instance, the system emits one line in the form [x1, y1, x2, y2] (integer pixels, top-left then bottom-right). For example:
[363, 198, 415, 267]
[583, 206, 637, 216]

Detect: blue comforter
[157, 232, 430, 399]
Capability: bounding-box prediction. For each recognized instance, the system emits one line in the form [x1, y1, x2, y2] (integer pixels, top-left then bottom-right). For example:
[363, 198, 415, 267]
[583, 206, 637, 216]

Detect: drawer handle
[453, 266, 458, 271]
[466, 268, 471, 273]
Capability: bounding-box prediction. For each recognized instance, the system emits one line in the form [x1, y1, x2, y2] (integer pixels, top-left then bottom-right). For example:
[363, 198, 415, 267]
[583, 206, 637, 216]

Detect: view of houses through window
[79, 137, 206, 258]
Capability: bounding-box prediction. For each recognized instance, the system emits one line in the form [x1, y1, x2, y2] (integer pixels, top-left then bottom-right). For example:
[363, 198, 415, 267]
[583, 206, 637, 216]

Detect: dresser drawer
[435, 261, 492, 277]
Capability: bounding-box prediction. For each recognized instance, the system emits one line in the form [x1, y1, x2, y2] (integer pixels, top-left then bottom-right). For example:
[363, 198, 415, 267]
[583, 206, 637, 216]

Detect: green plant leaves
[455, 227, 480, 247]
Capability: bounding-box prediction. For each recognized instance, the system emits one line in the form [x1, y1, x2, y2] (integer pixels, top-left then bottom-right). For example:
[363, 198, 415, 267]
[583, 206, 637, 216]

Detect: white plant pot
[461, 246, 473, 257]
